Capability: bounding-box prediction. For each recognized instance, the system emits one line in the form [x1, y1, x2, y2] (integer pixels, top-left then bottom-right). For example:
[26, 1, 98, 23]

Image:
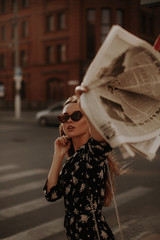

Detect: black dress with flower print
[43, 138, 115, 240]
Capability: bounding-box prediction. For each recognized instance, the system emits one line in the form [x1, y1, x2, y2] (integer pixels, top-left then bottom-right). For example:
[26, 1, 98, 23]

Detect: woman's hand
[75, 84, 105, 142]
[54, 135, 71, 158]
[47, 135, 71, 192]
[75, 85, 88, 101]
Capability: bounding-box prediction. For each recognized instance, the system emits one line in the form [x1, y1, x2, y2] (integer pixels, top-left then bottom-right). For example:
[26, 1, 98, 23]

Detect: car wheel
[39, 117, 48, 126]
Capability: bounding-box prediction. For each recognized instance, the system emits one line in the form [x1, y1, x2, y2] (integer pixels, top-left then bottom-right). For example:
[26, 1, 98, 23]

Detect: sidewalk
[0, 110, 37, 124]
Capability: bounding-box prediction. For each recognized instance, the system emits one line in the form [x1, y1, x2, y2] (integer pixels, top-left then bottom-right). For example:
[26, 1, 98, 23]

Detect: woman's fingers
[54, 136, 71, 156]
[75, 85, 88, 99]
[57, 136, 70, 146]
[62, 136, 70, 145]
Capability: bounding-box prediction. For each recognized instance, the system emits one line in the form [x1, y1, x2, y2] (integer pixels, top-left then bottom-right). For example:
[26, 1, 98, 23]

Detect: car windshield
[50, 106, 63, 111]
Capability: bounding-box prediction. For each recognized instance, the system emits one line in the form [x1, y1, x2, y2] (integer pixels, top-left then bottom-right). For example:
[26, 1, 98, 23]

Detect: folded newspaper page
[80, 25, 160, 160]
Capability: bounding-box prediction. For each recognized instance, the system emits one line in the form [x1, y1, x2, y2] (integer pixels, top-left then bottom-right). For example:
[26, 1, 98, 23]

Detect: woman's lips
[67, 125, 75, 130]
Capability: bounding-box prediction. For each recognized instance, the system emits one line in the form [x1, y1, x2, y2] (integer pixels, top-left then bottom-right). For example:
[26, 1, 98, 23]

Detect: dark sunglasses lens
[58, 111, 83, 123]
[71, 111, 83, 121]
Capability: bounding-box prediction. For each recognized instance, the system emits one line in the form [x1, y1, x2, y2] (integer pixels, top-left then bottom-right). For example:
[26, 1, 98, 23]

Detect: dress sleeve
[43, 173, 64, 202]
[84, 138, 111, 200]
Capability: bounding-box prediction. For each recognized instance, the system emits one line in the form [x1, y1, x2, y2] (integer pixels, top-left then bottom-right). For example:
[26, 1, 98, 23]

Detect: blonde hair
[103, 153, 122, 206]
[59, 95, 77, 157]
[59, 95, 122, 206]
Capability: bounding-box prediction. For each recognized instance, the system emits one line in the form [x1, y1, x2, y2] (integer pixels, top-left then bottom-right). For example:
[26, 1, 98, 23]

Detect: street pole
[14, 0, 22, 120]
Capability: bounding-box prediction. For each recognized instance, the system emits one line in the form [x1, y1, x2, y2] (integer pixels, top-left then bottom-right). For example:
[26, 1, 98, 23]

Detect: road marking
[103, 186, 151, 213]
[0, 169, 47, 183]
[0, 164, 19, 172]
[2, 218, 64, 240]
[0, 186, 151, 239]
[112, 219, 137, 234]
[0, 179, 44, 199]
[130, 231, 150, 240]
[0, 198, 50, 220]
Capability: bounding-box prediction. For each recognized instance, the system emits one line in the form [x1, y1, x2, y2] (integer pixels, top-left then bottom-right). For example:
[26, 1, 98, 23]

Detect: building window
[57, 44, 66, 62]
[148, 16, 154, 35]
[57, 12, 66, 30]
[12, 52, 15, 67]
[0, 82, 5, 98]
[101, 8, 111, 43]
[46, 46, 54, 64]
[11, 23, 16, 39]
[47, 79, 65, 101]
[46, 15, 54, 32]
[141, 13, 147, 33]
[21, 0, 29, 8]
[1, 26, 6, 41]
[86, 9, 96, 60]
[1, 0, 6, 13]
[0, 53, 5, 69]
[21, 21, 28, 38]
[21, 81, 26, 99]
[20, 50, 27, 67]
[140, 11, 154, 35]
[11, 0, 17, 11]
[116, 9, 124, 27]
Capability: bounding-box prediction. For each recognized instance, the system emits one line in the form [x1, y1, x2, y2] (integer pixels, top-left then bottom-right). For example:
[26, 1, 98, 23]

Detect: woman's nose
[67, 117, 73, 122]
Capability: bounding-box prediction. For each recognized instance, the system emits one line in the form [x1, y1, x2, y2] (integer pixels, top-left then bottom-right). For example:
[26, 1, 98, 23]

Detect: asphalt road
[0, 114, 160, 240]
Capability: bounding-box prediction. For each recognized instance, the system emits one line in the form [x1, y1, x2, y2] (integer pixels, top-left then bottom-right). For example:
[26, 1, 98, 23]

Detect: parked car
[36, 101, 65, 126]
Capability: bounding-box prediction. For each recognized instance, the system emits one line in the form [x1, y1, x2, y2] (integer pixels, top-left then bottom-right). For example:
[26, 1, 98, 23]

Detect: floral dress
[43, 137, 115, 240]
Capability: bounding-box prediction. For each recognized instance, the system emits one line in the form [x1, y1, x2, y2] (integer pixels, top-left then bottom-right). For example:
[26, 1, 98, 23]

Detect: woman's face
[62, 103, 90, 139]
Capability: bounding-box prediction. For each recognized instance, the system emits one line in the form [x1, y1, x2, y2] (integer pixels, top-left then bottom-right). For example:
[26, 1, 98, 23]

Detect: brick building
[0, 0, 160, 109]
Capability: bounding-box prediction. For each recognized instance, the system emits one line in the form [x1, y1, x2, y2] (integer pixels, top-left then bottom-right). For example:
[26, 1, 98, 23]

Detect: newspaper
[80, 25, 160, 161]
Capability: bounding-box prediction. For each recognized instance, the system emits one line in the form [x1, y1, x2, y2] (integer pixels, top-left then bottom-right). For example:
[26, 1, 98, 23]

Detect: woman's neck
[72, 132, 90, 152]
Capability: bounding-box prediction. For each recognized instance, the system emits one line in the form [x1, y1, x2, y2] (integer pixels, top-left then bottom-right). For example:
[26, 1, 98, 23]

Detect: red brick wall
[0, 0, 159, 109]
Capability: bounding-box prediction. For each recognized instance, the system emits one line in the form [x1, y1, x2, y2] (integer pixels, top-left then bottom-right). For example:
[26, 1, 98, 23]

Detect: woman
[43, 86, 122, 240]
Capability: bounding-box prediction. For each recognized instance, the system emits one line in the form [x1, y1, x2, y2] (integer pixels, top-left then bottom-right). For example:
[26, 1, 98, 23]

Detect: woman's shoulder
[87, 137, 112, 151]
[66, 137, 112, 161]
[78, 137, 113, 160]
[84, 138, 112, 165]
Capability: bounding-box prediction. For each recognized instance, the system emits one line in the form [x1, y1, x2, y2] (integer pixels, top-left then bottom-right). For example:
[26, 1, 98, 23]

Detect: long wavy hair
[59, 95, 122, 206]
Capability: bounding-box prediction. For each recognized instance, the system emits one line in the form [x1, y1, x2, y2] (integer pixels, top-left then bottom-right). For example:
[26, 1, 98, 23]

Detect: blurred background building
[0, 0, 160, 110]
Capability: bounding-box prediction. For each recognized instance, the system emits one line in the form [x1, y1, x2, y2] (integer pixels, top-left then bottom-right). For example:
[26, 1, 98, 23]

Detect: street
[0, 112, 160, 240]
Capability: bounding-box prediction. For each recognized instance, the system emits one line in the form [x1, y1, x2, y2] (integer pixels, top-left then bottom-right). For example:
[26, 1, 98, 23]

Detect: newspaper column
[14, 67, 22, 119]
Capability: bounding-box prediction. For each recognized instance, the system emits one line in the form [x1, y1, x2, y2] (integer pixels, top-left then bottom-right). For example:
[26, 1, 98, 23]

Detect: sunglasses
[58, 111, 83, 123]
